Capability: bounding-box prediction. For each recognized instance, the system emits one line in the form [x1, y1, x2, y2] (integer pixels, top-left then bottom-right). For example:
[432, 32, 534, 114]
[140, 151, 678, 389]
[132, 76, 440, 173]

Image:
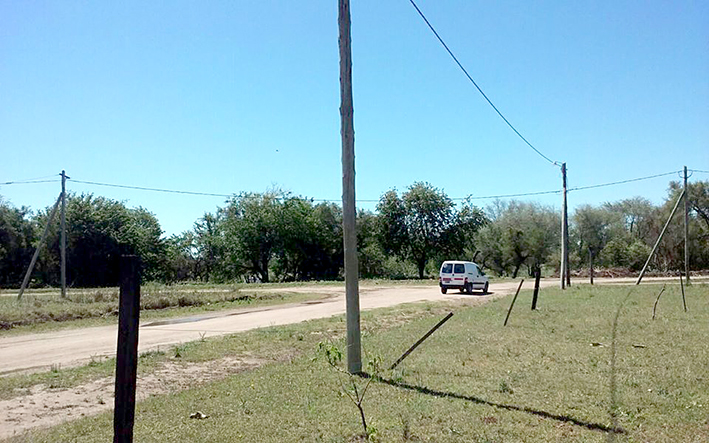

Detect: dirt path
[0, 356, 263, 440]
[0, 281, 539, 375]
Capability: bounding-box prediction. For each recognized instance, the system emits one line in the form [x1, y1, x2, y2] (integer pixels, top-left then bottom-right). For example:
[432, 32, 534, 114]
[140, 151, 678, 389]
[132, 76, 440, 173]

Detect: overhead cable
[69, 179, 231, 198]
[63, 169, 679, 204]
[1, 179, 59, 185]
[567, 171, 682, 192]
[406, 0, 559, 167]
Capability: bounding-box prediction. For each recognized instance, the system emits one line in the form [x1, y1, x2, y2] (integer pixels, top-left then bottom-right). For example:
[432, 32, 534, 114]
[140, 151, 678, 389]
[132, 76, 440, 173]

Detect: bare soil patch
[0, 355, 263, 440]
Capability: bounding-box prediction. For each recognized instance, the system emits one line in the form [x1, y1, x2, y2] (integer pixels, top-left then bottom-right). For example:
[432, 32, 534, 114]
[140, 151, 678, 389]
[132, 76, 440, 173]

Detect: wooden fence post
[389, 312, 454, 370]
[531, 269, 541, 310]
[504, 279, 524, 326]
[114, 255, 141, 443]
[679, 271, 687, 313]
[652, 285, 666, 320]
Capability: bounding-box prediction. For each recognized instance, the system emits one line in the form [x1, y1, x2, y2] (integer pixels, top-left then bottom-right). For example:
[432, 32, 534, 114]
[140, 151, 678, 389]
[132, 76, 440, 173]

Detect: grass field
[5, 283, 708, 442]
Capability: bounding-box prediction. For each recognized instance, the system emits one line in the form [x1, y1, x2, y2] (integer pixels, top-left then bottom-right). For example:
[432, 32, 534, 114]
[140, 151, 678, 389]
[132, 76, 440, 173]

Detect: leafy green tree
[377, 182, 464, 279]
[193, 212, 227, 281]
[603, 197, 654, 243]
[221, 191, 283, 283]
[476, 201, 559, 277]
[357, 210, 386, 279]
[573, 205, 621, 274]
[274, 199, 343, 281]
[219, 191, 345, 282]
[163, 232, 199, 283]
[33, 194, 166, 287]
[0, 198, 36, 287]
[448, 198, 488, 259]
[651, 180, 709, 271]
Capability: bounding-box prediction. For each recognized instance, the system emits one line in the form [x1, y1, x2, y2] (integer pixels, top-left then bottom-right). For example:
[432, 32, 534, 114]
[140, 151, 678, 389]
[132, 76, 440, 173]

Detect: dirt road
[0, 280, 549, 376]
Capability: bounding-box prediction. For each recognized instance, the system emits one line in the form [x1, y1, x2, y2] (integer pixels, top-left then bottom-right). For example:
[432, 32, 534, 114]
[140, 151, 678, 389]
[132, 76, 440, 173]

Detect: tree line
[1, 180, 707, 288]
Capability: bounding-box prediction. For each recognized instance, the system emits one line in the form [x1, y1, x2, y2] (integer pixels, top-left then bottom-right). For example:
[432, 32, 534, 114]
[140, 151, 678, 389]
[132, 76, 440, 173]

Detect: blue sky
[1, 0, 707, 236]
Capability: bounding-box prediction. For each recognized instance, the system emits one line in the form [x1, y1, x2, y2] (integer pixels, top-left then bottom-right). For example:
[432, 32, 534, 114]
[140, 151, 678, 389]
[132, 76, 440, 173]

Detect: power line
[63, 169, 683, 205]
[406, 0, 559, 167]
[690, 169, 709, 174]
[69, 179, 232, 198]
[454, 189, 560, 201]
[1, 179, 59, 185]
[4, 174, 60, 183]
[567, 170, 682, 192]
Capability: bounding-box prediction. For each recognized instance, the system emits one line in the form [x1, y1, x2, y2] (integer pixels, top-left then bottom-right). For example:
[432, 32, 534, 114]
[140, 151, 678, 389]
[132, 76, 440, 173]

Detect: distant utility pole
[684, 166, 690, 285]
[61, 170, 69, 298]
[338, 0, 361, 374]
[560, 163, 569, 289]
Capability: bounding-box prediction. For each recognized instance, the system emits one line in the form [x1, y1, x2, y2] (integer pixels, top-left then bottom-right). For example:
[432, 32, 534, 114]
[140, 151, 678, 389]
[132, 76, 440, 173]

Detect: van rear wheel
[441, 287, 447, 294]
[482, 282, 489, 294]
[465, 282, 473, 294]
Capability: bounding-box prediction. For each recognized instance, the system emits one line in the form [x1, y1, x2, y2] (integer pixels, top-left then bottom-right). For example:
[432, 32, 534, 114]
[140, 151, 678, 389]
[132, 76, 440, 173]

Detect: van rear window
[441, 264, 452, 273]
[454, 264, 465, 273]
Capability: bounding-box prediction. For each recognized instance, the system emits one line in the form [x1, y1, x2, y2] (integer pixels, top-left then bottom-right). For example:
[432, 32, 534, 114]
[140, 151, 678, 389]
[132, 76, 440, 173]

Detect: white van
[439, 260, 489, 294]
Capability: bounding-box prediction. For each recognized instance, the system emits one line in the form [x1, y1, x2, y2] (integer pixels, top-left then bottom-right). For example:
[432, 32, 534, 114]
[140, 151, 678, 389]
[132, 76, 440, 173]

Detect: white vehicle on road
[439, 260, 489, 294]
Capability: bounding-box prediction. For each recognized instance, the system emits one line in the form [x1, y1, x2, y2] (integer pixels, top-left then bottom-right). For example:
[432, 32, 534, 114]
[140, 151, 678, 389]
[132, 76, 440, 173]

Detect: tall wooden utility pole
[61, 170, 69, 298]
[560, 163, 569, 289]
[683, 166, 690, 285]
[338, 0, 361, 374]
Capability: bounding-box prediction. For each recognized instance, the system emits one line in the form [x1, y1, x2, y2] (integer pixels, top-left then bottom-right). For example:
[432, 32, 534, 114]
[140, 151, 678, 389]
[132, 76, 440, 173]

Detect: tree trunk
[260, 264, 269, 283]
[512, 263, 522, 279]
[417, 259, 426, 279]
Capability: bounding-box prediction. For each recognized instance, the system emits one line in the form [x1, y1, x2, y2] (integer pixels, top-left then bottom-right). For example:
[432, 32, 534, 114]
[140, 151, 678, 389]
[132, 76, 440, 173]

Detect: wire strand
[1, 179, 59, 185]
[407, 0, 559, 167]
[69, 179, 232, 198]
[4, 174, 60, 183]
[567, 171, 681, 192]
[62, 169, 684, 204]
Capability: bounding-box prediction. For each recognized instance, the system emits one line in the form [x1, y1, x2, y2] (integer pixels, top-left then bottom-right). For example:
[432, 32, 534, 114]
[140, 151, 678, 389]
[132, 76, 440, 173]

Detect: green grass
[0, 284, 329, 334]
[6, 283, 709, 442]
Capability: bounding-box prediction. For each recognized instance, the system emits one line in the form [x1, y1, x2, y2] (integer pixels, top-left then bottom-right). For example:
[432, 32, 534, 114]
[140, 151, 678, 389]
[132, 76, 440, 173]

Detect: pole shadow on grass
[358, 372, 624, 435]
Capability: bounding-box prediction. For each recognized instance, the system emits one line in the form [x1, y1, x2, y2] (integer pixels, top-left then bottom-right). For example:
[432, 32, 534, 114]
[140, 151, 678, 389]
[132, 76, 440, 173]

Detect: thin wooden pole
[60, 170, 69, 298]
[683, 166, 690, 285]
[18, 193, 62, 300]
[504, 279, 524, 326]
[679, 271, 687, 313]
[390, 312, 454, 370]
[589, 248, 594, 285]
[114, 255, 141, 443]
[531, 269, 541, 310]
[636, 189, 685, 285]
[338, 0, 361, 374]
[652, 285, 666, 320]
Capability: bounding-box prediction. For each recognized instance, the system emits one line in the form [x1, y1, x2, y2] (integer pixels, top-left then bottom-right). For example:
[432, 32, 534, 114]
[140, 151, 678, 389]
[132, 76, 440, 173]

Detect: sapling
[317, 342, 380, 440]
